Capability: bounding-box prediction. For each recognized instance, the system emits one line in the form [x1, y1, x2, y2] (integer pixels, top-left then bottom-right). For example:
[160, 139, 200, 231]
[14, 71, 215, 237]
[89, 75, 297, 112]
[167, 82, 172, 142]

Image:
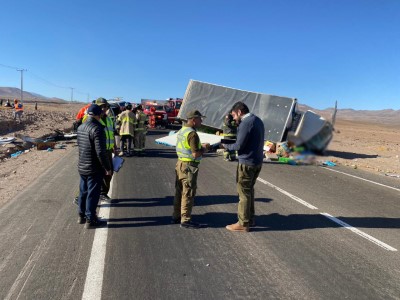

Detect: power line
[0, 63, 21, 70]
[1, 62, 90, 101]
[28, 71, 70, 89]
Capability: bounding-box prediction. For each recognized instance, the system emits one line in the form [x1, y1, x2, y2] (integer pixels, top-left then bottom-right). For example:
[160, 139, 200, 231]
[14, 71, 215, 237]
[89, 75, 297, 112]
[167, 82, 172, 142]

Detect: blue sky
[0, 0, 399, 110]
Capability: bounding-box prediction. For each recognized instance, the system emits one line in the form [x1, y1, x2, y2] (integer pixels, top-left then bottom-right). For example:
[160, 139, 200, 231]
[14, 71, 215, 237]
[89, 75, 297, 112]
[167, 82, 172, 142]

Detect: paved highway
[1, 130, 400, 299]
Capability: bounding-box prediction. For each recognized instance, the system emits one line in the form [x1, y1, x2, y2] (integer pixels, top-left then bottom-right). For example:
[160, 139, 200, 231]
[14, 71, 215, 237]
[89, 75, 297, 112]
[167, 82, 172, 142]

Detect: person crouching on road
[173, 110, 210, 229]
[77, 104, 112, 228]
[222, 102, 265, 232]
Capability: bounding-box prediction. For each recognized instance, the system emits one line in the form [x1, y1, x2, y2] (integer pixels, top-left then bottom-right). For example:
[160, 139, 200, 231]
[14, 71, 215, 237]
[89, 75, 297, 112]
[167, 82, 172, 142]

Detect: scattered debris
[10, 151, 23, 158]
[385, 173, 400, 178]
[0, 137, 16, 145]
[323, 161, 336, 167]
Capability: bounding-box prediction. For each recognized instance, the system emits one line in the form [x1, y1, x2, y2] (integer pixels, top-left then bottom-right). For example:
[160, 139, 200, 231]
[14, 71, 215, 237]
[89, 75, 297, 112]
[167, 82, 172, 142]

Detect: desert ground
[0, 102, 399, 207]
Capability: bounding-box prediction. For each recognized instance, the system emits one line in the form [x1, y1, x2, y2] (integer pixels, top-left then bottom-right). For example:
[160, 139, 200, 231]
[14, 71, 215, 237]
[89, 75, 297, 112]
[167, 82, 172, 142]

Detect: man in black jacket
[77, 104, 112, 228]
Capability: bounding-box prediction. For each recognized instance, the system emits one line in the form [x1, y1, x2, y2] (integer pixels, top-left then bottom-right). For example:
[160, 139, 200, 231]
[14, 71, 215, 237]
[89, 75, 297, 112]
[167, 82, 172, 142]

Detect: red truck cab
[142, 101, 168, 128]
[166, 98, 183, 124]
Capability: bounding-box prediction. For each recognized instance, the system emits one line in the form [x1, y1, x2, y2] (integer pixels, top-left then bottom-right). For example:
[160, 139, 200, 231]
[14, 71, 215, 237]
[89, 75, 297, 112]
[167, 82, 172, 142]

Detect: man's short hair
[231, 101, 249, 114]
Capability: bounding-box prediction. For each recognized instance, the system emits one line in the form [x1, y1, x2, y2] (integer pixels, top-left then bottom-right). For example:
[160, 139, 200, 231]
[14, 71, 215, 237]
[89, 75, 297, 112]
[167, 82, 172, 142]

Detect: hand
[105, 170, 112, 176]
[202, 143, 210, 153]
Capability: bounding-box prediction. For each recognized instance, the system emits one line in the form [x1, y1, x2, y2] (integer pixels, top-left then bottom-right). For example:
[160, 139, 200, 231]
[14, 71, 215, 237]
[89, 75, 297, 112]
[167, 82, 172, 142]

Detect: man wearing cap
[77, 104, 112, 228]
[95, 98, 115, 201]
[222, 101, 264, 232]
[173, 110, 210, 229]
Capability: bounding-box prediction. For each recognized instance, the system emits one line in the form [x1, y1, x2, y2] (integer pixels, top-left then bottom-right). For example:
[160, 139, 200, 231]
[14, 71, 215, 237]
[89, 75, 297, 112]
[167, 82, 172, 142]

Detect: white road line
[321, 213, 397, 252]
[257, 176, 397, 252]
[323, 167, 400, 192]
[81, 179, 114, 300]
[257, 177, 318, 209]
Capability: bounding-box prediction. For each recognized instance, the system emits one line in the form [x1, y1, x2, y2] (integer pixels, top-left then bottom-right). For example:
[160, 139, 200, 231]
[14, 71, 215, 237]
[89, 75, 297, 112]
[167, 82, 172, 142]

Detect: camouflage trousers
[173, 160, 199, 223]
[236, 163, 262, 226]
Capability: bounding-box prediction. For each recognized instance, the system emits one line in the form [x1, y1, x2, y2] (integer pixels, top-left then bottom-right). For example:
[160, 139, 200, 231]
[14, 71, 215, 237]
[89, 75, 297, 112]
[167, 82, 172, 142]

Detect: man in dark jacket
[77, 104, 112, 228]
[222, 101, 265, 232]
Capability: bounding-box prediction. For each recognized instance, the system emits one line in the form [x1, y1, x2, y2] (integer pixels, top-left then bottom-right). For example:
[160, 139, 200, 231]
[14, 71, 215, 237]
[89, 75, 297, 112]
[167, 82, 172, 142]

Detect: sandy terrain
[0, 102, 399, 207]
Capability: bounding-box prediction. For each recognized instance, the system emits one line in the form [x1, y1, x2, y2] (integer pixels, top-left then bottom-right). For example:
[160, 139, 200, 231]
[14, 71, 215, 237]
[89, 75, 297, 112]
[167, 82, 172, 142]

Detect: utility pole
[17, 69, 27, 103]
[70, 87, 74, 102]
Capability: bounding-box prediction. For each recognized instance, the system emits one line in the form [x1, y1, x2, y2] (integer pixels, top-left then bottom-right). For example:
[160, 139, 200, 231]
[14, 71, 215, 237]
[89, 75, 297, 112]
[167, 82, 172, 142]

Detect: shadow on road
[324, 150, 378, 159]
[105, 194, 252, 208]
[107, 216, 172, 228]
[251, 213, 400, 232]
[105, 211, 400, 231]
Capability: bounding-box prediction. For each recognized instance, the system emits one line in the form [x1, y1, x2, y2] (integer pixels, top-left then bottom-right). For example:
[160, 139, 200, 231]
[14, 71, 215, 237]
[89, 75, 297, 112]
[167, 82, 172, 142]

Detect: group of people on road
[76, 98, 265, 232]
[116, 102, 148, 157]
[75, 98, 150, 228]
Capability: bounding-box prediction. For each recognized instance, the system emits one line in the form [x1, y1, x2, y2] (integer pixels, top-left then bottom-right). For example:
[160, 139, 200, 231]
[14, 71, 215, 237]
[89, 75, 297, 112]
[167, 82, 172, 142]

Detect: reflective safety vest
[82, 114, 114, 150]
[223, 120, 237, 137]
[118, 111, 136, 136]
[176, 126, 202, 163]
[100, 116, 115, 150]
[15, 103, 24, 111]
[135, 112, 147, 131]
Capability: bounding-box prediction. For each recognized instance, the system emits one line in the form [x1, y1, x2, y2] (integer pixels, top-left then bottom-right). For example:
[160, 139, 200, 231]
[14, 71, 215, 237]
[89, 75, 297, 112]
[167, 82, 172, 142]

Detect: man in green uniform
[173, 110, 210, 229]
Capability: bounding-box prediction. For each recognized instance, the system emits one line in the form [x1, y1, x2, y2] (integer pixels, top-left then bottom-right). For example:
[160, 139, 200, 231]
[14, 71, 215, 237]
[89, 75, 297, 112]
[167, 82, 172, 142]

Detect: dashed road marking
[257, 176, 397, 252]
[323, 167, 400, 192]
[257, 177, 318, 209]
[321, 213, 397, 251]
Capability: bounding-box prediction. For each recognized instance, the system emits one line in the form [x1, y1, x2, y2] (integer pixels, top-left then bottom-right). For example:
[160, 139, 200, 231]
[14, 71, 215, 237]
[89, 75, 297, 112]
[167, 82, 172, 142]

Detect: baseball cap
[95, 97, 108, 107]
[87, 104, 102, 116]
[186, 110, 206, 119]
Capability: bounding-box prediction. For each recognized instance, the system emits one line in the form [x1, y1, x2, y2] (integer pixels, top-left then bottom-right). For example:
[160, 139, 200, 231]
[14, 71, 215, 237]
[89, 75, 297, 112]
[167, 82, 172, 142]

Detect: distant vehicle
[166, 98, 183, 124]
[141, 99, 168, 128]
[178, 80, 335, 153]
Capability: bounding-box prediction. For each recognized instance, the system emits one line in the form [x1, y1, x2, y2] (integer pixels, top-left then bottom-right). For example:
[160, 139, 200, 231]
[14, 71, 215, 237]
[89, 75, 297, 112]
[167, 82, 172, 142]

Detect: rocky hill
[0, 87, 66, 103]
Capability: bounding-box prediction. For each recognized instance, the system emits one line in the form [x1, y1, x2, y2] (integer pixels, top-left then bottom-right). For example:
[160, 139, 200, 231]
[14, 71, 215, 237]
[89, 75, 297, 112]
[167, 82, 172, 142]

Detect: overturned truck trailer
[178, 80, 334, 153]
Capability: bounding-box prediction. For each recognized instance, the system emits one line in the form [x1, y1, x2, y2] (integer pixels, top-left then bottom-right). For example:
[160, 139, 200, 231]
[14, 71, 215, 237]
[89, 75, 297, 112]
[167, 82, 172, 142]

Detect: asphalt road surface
[1, 130, 400, 300]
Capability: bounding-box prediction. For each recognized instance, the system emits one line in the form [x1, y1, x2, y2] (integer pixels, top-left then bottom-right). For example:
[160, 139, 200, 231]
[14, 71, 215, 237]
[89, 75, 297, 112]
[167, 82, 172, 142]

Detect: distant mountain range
[0, 87, 66, 103]
[1, 86, 398, 125]
[298, 104, 400, 126]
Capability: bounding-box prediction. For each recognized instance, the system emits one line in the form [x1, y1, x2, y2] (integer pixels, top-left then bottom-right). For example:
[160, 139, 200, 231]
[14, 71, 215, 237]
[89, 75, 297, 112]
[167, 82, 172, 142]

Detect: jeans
[78, 172, 103, 220]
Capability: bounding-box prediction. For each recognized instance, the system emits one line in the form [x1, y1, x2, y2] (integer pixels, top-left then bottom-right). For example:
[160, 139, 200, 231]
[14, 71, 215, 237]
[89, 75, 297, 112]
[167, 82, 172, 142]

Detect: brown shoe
[226, 222, 249, 232]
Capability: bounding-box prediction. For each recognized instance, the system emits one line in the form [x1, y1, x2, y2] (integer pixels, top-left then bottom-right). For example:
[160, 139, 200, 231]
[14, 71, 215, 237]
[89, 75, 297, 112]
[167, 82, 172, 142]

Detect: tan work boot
[226, 222, 249, 232]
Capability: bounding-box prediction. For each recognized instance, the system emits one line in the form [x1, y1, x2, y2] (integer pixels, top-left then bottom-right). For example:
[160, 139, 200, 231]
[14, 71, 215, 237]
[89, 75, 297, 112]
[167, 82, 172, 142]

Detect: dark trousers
[121, 135, 132, 152]
[101, 150, 113, 195]
[78, 172, 103, 220]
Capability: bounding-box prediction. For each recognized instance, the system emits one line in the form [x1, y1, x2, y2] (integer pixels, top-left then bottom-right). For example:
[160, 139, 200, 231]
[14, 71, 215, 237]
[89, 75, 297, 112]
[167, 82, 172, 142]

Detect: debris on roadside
[384, 173, 400, 178]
